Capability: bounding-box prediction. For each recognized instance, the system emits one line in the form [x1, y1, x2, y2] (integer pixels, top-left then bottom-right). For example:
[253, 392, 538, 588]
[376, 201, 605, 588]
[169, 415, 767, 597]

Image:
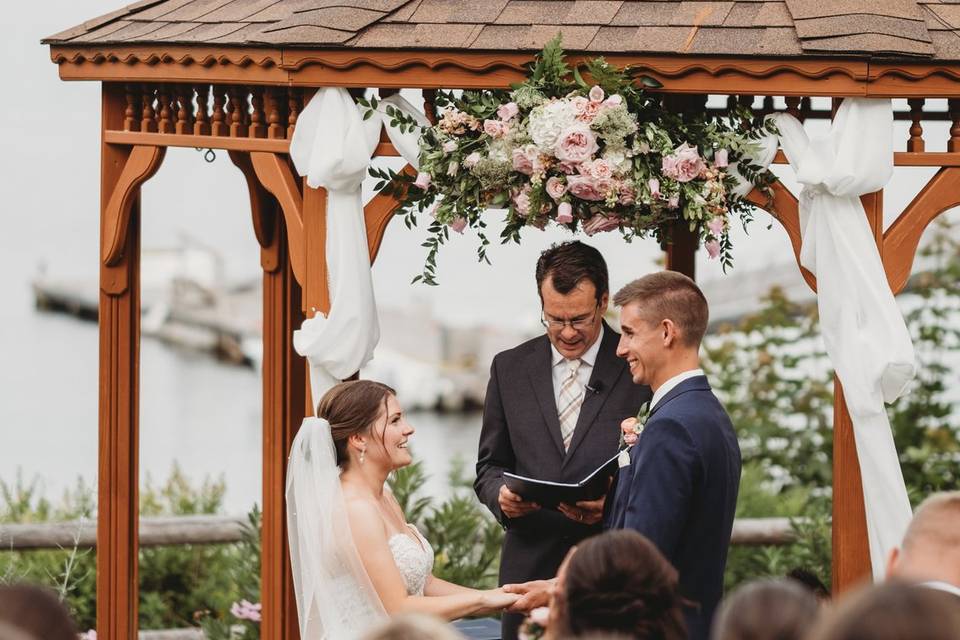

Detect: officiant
[474, 241, 651, 640]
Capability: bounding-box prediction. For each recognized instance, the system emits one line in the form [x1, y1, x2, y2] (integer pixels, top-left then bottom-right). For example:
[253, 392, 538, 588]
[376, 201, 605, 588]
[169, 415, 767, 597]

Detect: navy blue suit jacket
[606, 375, 741, 640]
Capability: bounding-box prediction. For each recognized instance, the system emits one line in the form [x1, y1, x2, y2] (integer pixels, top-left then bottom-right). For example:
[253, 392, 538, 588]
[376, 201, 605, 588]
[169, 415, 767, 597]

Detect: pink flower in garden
[570, 96, 589, 112]
[442, 140, 457, 153]
[555, 202, 574, 224]
[463, 152, 482, 168]
[231, 600, 262, 623]
[705, 239, 721, 259]
[512, 146, 540, 176]
[545, 176, 567, 201]
[514, 189, 532, 217]
[618, 182, 636, 205]
[530, 607, 551, 626]
[557, 160, 580, 175]
[582, 213, 620, 236]
[449, 217, 468, 234]
[566, 175, 607, 201]
[648, 178, 661, 200]
[604, 94, 624, 107]
[414, 172, 431, 190]
[662, 143, 707, 183]
[668, 194, 680, 209]
[483, 119, 510, 139]
[497, 101, 519, 121]
[576, 100, 602, 122]
[714, 148, 729, 168]
[589, 85, 605, 103]
[583, 158, 613, 180]
[555, 125, 599, 164]
[707, 216, 725, 236]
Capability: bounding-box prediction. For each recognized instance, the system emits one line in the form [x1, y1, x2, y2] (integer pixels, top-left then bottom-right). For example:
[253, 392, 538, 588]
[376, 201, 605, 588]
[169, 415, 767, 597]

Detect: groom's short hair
[614, 271, 708, 348]
[903, 491, 960, 554]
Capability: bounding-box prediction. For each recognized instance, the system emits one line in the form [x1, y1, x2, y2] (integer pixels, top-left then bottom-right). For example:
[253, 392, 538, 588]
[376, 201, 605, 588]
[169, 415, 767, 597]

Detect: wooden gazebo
[44, 1, 960, 638]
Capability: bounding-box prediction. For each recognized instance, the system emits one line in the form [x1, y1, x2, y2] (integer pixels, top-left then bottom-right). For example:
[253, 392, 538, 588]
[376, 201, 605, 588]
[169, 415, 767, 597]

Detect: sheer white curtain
[289, 88, 427, 407]
[765, 99, 914, 578]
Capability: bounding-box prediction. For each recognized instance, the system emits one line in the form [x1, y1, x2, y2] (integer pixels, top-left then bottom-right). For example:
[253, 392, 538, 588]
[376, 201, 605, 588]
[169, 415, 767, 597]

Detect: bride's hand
[479, 588, 521, 612]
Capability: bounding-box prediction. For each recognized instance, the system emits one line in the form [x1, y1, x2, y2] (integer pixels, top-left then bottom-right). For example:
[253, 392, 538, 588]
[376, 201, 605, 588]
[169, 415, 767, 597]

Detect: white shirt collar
[551, 325, 604, 368]
[920, 581, 960, 599]
[650, 368, 705, 410]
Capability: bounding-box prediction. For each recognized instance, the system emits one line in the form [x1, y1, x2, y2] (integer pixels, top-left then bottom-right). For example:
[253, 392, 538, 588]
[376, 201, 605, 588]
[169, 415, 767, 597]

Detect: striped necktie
[558, 359, 584, 451]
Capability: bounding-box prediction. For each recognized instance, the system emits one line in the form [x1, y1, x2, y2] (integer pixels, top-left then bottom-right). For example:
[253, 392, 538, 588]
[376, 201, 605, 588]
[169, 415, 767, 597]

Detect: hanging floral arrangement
[363, 37, 777, 285]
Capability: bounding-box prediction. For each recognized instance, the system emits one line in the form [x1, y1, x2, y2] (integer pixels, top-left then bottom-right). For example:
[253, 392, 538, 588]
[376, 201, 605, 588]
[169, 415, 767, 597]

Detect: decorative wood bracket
[101, 145, 166, 267]
[250, 152, 306, 286]
[883, 167, 960, 294]
[364, 164, 415, 264]
[746, 181, 816, 291]
[228, 151, 281, 273]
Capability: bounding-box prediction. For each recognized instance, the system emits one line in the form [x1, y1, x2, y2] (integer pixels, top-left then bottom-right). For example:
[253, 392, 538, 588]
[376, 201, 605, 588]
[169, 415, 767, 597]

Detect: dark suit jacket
[606, 375, 741, 640]
[475, 324, 650, 639]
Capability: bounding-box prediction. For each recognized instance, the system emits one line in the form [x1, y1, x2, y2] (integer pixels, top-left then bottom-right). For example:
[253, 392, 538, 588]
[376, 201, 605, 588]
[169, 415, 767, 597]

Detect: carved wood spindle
[124, 84, 139, 132]
[267, 88, 283, 139]
[908, 98, 925, 152]
[949, 99, 960, 153]
[175, 85, 192, 135]
[785, 96, 801, 121]
[229, 86, 247, 137]
[762, 95, 775, 115]
[211, 88, 227, 137]
[725, 95, 737, 112]
[736, 95, 754, 130]
[141, 84, 157, 133]
[423, 89, 438, 125]
[800, 96, 812, 121]
[287, 87, 300, 138]
[249, 87, 265, 138]
[157, 86, 173, 134]
[194, 85, 210, 136]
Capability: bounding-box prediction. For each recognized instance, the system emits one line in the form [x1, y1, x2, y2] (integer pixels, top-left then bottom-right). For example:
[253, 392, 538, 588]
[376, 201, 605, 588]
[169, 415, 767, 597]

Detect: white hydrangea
[487, 139, 511, 163]
[527, 100, 577, 152]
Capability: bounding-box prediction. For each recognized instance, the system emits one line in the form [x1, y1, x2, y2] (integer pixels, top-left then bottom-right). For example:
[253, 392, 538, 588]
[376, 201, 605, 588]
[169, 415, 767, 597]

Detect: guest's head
[808, 582, 960, 640]
[361, 613, 465, 640]
[886, 491, 960, 587]
[536, 241, 609, 360]
[317, 380, 413, 472]
[614, 271, 708, 388]
[0, 584, 79, 640]
[550, 529, 686, 639]
[711, 578, 819, 640]
[786, 568, 831, 603]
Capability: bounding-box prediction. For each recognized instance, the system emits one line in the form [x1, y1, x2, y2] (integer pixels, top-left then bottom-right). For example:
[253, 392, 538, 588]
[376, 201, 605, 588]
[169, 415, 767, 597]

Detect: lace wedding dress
[388, 525, 434, 596]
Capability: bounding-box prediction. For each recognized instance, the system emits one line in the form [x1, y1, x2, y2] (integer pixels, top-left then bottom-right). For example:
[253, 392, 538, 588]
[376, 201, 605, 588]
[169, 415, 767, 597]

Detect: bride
[286, 379, 519, 638]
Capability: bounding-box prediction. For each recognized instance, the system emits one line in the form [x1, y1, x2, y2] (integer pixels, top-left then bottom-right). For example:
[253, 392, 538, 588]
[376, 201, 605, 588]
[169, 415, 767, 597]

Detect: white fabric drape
[289, 89, 426, 407]
[767, 99, 914, 579]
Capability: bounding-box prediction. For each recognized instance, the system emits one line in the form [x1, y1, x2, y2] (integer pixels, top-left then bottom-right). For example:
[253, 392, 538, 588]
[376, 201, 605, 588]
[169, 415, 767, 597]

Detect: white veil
[286, 417, 388, 639]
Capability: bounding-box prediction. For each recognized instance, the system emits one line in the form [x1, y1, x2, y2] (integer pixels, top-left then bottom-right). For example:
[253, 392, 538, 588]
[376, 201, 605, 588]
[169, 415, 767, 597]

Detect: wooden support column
[832, 191, 883, 592]
[97, 84, 165, 640]
[663, 220, 698, 279]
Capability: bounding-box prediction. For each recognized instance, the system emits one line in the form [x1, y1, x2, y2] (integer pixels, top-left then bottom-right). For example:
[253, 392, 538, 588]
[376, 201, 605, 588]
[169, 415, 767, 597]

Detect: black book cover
[503, 450, 622, 509]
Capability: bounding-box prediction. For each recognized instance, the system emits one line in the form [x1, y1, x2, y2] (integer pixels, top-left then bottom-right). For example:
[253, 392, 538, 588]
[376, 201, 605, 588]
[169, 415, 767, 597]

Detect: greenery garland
[364, 37, 778, 284]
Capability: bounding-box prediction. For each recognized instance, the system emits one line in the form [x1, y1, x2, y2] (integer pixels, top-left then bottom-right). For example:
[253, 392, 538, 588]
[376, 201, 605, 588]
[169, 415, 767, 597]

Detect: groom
[606, 271, 741, 639]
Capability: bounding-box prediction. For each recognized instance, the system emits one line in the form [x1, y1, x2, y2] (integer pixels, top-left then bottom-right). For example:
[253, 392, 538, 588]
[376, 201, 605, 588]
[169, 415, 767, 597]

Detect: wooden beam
[364, 164, 415, 263]
[106, 130, 289, 153]
[663, 219, 697, 280]
[746, 181, 816, 291]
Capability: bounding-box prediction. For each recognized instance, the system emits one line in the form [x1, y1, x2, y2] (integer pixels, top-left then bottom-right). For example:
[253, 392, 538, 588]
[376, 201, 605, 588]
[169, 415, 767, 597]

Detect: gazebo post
[664, 220, 698, 280]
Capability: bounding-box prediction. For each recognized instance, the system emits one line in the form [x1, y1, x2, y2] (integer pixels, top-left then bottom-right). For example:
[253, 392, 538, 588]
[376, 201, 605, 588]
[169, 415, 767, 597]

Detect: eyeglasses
[541, 305, 600, 332]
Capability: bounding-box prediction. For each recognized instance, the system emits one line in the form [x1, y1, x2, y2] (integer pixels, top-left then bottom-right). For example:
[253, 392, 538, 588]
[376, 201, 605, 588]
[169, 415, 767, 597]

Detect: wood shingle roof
[43, 0, 960, 61]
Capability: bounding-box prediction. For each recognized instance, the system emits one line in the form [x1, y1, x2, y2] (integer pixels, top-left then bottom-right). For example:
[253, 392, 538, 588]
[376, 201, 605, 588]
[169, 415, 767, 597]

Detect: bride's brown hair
[316, 380, 397, 468]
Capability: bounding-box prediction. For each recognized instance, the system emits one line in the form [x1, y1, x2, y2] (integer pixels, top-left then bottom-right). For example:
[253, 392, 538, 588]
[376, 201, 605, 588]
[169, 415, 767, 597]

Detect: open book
[503, 450, 622, 509]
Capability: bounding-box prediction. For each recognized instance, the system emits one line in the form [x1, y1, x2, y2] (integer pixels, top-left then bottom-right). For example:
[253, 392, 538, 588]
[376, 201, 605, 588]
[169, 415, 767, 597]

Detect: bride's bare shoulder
[341, 488, 386, 536]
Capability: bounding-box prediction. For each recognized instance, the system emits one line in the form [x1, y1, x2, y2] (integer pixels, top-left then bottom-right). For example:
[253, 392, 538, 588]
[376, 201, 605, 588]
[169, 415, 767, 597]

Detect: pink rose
[512, 147, 535, 175]
[576, 100, 602, 123]
[668, 194, 680, 209]
[661, 142, 707, 183]
[530, 607, 551, 627]
[449, 217, 467, 234]
[514, 189, 531, 217]
[557, 160, 579, 175]
[582, 213, 620, 236]
[618, 182, 636, 206]
[545, 176, 567, 201]
[705, 239, 721, 259]
[414, 172, 431, 190]
[555, 202, 574, 224]
[497, 101, 519, 121]
[583, 159, 613, 180]
[621, 418, 640, 446]
[648, 178, 661, 199]
[604, 94, 623, 107]
[566, 175, 607, 201]
[589, 85, 605, 103]
[483, 119, 509, 138]
[570, 96, 589, 112]
[707, 216, 725, 236]
[442, 140, 457, 153]
[463, 152, 481, 168]
[555, 125, 599, 164]
[714, 148, 729, 168]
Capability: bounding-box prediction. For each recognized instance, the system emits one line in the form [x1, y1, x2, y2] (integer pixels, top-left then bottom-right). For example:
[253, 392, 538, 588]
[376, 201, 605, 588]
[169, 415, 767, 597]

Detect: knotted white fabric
[767, 99, 914, 579]
[289, 89, 427, 406]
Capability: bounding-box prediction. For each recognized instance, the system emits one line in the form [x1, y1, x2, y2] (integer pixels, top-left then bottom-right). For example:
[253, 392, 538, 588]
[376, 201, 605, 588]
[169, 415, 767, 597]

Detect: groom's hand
[499, 485, 540, 518]
[503, 579, 554, 612]
[558, 495, 605, 525]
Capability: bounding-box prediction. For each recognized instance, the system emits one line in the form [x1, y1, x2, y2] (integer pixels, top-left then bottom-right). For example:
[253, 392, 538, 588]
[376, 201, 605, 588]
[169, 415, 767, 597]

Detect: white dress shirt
[650, 368, 705, 411]
[920, 580, 960, 599]
[551, 326, 604, 411]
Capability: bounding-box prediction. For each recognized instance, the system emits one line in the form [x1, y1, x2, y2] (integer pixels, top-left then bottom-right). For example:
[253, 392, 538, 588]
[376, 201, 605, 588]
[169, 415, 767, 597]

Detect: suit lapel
[562, 326, 628, 467]
[526, 336, 566, 457]
[647, 375, 711, 420]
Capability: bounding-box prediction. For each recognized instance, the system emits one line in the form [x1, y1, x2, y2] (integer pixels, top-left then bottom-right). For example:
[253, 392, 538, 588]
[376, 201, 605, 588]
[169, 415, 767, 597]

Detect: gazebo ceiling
[44, 0, 956, 59]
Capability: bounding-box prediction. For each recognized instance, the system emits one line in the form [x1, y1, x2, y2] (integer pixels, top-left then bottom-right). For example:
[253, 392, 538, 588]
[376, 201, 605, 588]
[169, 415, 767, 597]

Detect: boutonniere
[618, 401, 651, 449]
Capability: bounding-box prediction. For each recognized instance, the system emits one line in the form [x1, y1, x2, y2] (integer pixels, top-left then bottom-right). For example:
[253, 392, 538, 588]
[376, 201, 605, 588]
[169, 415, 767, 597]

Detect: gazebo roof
[43, 0, 960, 61]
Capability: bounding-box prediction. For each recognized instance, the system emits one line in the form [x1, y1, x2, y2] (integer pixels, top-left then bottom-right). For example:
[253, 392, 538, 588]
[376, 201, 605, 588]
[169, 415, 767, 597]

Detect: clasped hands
[497, 484, 605, 525]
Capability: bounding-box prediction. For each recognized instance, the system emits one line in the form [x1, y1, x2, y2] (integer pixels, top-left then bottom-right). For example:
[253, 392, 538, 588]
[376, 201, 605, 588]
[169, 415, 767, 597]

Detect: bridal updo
[554, 530, 686, 640]
[317, 380, 396, 468]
